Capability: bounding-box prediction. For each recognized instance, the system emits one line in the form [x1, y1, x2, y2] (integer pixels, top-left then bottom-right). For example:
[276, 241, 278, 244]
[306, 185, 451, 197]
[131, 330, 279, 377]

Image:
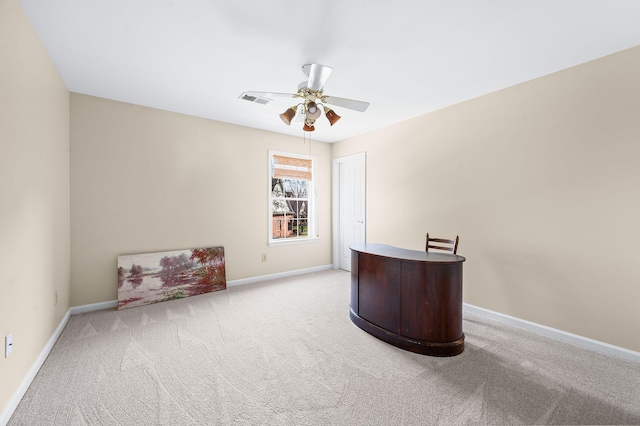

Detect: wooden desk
[350, 243, 466, 356]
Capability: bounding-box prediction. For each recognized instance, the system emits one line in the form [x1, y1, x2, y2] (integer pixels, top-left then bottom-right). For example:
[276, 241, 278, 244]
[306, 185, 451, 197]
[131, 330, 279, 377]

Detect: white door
[335, 153, 366, 271]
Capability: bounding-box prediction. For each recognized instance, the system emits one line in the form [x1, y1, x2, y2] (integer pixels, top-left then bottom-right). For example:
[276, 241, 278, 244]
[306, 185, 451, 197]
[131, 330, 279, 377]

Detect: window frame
[268, 150, 317, 246]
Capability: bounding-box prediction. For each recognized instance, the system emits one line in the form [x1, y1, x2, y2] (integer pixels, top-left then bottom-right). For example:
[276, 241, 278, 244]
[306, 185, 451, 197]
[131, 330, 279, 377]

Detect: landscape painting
[117, 246, 226, 310]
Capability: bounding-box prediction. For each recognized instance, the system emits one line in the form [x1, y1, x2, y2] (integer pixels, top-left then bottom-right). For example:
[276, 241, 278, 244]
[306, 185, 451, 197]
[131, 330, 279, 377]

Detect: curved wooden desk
[350, 243, 466, 356]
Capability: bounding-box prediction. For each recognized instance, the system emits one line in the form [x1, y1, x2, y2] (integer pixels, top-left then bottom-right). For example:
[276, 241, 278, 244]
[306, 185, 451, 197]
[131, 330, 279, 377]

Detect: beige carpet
[9, 269, 640, 425]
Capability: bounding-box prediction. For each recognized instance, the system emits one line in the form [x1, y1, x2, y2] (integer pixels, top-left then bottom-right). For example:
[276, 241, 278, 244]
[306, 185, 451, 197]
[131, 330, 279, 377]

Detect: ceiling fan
[240, 64, 370, 132]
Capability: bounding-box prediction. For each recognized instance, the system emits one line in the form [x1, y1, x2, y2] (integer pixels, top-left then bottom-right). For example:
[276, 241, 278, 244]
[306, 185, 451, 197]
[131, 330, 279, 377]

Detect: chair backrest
[425, 233, 459, 255]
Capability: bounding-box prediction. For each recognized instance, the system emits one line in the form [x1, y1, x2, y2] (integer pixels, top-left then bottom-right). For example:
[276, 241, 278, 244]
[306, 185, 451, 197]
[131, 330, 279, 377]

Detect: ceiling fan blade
[322, 96, 370, 112]
[304, 64, 333, 92]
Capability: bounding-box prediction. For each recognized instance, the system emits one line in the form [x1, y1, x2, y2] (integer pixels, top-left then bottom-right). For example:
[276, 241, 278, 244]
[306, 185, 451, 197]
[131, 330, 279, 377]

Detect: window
[269, 151, 316, 244]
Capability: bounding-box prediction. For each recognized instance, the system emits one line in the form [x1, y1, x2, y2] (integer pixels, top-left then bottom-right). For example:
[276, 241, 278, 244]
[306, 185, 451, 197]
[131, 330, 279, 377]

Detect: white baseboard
[0, 310, 71, 426]
[464, 303, 640, 364]
[69, 265, 335, 314]
[69, 300, 118, 315]
[226, 264, 334, 287]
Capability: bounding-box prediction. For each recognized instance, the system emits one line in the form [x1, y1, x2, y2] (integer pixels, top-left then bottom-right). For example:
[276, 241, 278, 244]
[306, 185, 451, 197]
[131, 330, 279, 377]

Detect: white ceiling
[18, 0, 640, 143]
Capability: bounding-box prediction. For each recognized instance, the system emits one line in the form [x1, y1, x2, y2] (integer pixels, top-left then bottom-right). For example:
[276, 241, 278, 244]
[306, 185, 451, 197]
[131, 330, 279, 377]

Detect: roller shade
[272, 154, 312, 181]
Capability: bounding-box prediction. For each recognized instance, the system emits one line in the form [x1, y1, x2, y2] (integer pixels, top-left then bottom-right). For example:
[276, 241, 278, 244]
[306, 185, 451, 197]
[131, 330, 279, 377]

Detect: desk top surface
[350, 243, 466, 263]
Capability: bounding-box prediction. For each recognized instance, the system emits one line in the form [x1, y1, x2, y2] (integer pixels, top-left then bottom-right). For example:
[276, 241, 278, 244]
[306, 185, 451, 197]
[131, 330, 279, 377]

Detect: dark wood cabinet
[350, 244, 466, 356]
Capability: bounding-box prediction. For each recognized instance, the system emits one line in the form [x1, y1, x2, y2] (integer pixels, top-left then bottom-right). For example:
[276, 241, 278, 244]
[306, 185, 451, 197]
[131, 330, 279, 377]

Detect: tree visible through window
[269, 151, 316, 243]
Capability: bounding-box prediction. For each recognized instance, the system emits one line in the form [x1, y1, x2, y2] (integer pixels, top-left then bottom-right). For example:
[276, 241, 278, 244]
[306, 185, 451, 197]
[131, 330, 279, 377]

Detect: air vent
[239, 92, 271, 105]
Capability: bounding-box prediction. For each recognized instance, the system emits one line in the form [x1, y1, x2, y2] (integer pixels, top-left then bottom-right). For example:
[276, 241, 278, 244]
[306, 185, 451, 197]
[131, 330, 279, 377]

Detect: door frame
[332, 152, 366, 269]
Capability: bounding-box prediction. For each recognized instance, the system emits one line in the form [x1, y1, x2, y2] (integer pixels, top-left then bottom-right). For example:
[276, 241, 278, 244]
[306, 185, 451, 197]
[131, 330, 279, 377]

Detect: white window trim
[268, 150, 318, 246]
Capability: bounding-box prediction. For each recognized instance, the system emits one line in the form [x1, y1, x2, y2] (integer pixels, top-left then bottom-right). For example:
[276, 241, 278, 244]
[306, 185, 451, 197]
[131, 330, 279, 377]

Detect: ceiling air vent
[239, 92, 271, 105]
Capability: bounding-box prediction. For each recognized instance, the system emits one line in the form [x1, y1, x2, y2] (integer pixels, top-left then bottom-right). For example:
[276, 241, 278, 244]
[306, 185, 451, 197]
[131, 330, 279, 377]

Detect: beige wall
[70, 94, 332, 306]
[0, 0, 71, 414]
[333, 46, 640, 353]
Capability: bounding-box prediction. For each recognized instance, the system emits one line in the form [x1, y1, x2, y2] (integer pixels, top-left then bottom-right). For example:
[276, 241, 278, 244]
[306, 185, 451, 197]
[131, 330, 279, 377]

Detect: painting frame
[117, 246, 226, 310]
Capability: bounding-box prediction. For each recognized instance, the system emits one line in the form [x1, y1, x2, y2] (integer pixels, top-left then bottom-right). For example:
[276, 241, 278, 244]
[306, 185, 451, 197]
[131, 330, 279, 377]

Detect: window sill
[268, 237, 318, 247]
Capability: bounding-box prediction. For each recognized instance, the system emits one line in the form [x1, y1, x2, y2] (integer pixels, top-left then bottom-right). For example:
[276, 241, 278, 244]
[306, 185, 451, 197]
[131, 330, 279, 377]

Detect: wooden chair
[425, 233, 459, 255]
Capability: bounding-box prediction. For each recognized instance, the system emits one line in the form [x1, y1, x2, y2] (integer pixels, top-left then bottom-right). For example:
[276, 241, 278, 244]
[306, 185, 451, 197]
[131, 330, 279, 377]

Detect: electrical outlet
[54, 291, 58, 306]
[5, 334, 13, 357]
[262, 253, 267, 262]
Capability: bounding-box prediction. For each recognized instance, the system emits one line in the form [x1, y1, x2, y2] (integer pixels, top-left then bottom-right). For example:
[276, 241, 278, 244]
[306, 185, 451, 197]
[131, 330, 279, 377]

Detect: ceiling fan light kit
[279, 107, 297, 125]
[242, 64, 369, 133]
[305, 102, 321, 120]
[323, 106, 341, 126]
[302, 119, 316, 132]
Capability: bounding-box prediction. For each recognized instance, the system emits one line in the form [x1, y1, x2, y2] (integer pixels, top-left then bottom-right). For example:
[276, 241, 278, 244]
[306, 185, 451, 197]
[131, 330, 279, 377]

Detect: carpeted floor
[9, 269, 640, 425]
